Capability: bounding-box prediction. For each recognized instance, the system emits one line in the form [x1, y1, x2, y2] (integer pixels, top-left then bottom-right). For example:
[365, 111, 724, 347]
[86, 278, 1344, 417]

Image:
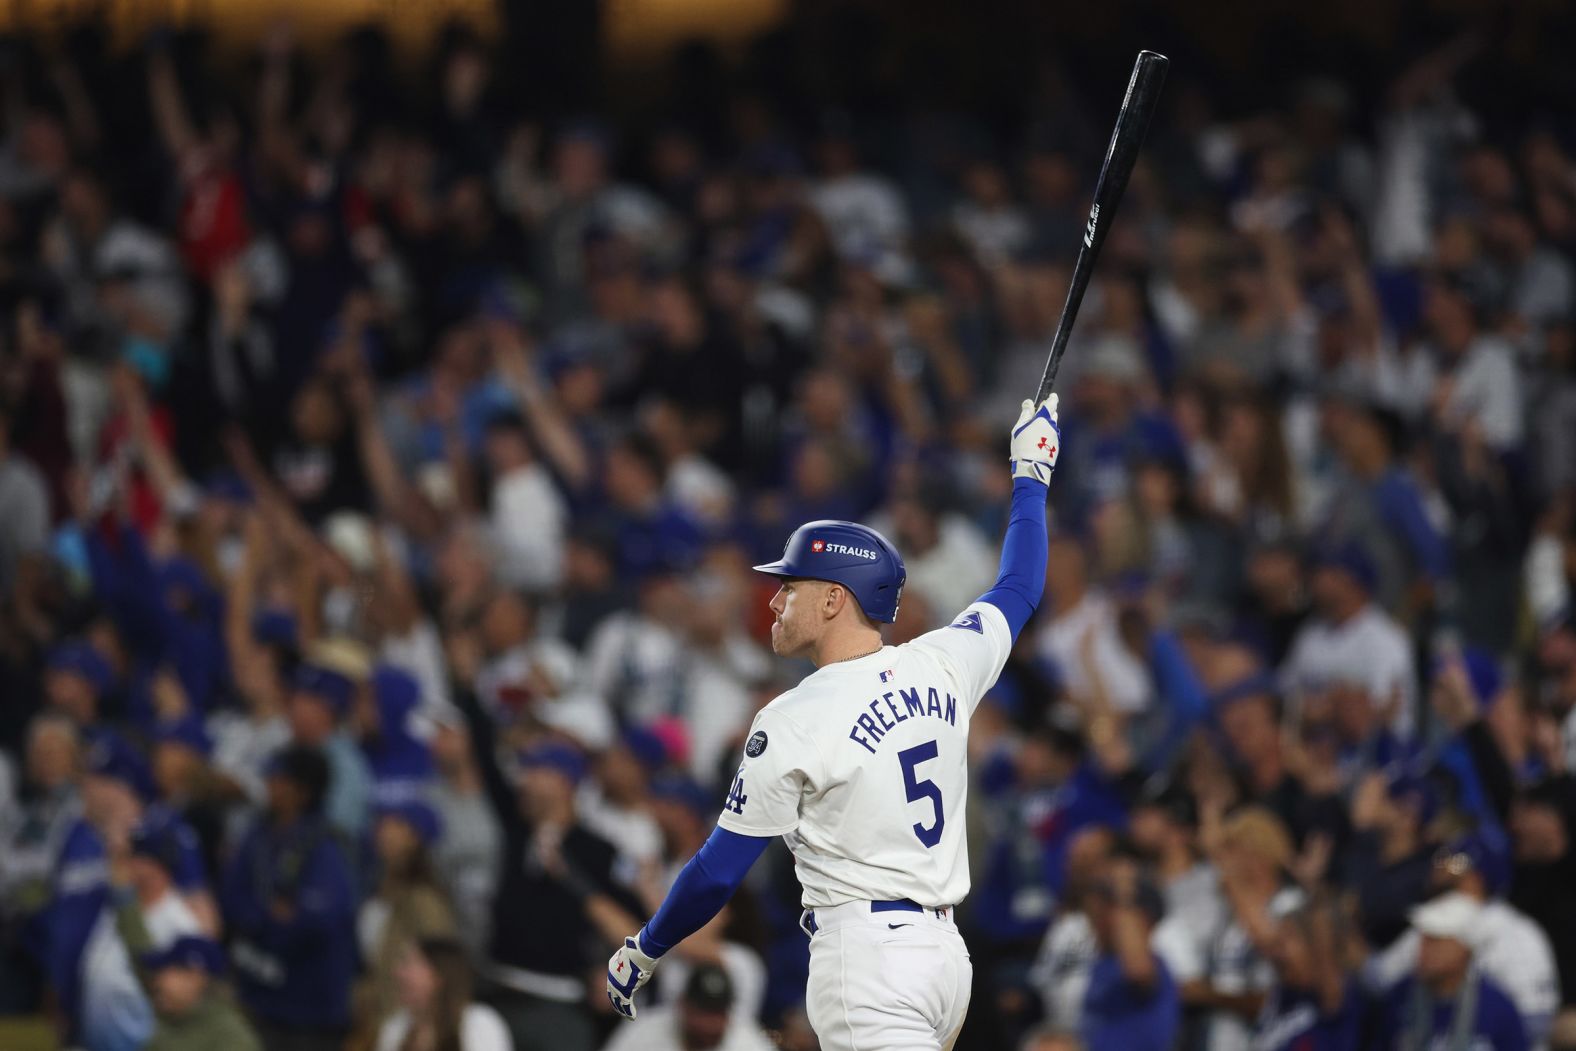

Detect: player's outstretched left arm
[606, 826, 770, 1019]
[975, 395, 1060, 641]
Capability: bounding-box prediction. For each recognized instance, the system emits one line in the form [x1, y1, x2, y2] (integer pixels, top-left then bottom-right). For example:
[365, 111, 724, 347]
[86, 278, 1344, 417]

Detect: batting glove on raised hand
[606, 932, 660, 1020]
[1010, 394, 1061, 484]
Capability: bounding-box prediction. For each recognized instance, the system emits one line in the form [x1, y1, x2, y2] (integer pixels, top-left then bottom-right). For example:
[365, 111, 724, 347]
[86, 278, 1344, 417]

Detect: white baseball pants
[801, 900, 973, 1051]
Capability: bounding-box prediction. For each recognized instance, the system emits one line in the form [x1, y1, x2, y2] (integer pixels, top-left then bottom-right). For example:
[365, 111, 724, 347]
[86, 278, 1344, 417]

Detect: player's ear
[823, 583, 847, 621]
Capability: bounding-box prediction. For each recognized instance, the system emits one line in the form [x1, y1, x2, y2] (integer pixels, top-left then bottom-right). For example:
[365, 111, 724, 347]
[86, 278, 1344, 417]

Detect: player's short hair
[794, 577, 881, 630]
[837, 582, 879, 628]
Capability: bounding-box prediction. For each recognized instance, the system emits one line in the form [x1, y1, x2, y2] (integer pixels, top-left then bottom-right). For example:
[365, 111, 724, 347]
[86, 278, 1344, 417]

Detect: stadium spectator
[141, 935, 262, 1051]
[1369, 831, 1561, 1045]
[1341, 768, 1441, 952]
[0, 10, 1571, 1051]
[456, 677, 639, 1051]
[0, 715, 81, 1010]
[876, 491, 997, 618]
[43, 639, 117, 733]
[1079, 855, 1179, 1051]
[1415, 274, 1525, 453]
[222, 745, 357, 1051]
[285, 661, 374, 840]
[375, 936, 512, 1051]
[119, 814, 207, 947]
[355, 800, 457, 1040]
[1251, 897, 1360, 1051]
[428, 710, 501, 962]
[1132, 783, 1225, 1046]
[1029, 825, 1117, 1034]
[1281, 543, 1417, 744]
[600, 961, 774, 1051]
[1316, 395, 1450, 609]
[483, 409, 568, 595]
[578, 725, 668, 871]
[1033, 533, 1153, 715]
[49, 733, 161, 1050]
[364, 666, 438, 807]
[1194, 806, 1303, 1051]
[1373, 893, 1529, 1051]
[0, 401, 50, 599]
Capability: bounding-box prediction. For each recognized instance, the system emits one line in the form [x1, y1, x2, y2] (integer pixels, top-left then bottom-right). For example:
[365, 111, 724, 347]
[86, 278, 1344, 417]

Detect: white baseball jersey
[716, 601, 1011, 909]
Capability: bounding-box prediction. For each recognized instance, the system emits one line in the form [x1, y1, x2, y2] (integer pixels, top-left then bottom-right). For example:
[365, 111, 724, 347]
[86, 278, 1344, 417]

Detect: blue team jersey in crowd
[1377, 975, 1529, 1051]
[1080, 952, 1179, 1051]
[138, 805, 208, 892]
[222, 815, 357, 1031]
[1251, 982, 1361, 1051]
[45, 819, 109, 1031]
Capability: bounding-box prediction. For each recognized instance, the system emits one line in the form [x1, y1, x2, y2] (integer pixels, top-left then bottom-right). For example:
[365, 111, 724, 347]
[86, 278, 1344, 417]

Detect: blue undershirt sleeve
[640, 826, 771, 958]
[977, 478, 1049, 640]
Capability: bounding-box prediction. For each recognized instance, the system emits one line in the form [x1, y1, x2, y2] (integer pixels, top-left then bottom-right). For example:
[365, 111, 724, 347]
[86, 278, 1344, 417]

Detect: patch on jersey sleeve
[724, 768, 748, 814]
[949, 611, 983, 634]
[745, 731, 769, 758]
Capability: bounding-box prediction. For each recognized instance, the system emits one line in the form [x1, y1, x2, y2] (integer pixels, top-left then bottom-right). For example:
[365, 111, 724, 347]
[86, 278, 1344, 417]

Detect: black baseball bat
[1034, 50, 1169, 404]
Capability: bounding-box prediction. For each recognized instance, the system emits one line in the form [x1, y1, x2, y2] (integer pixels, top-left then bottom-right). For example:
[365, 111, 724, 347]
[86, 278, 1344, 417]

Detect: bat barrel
[1033, 50, 1169, 405]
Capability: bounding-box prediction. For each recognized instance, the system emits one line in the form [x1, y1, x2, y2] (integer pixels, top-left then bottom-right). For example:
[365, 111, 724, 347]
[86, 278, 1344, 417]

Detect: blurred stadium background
[0, 1, 1574, 1050]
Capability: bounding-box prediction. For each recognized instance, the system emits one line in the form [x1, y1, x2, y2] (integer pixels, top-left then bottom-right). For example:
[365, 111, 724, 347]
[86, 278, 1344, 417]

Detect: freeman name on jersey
[847, 685, 958, 754]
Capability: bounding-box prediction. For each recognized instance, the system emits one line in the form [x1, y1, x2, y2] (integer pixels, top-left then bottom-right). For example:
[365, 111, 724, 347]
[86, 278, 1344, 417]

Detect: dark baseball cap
[153, 714, 212, 758]
[141, 935, 225, 976]
[292, 664, 357, 716]
[1094, 873, 1168, 924]
[517, 742, 588, 784]
[683, 963, 735, 1012]
[1435, 828, 1511, 897]
[1136, 780, 1198, 829]
[86, 733, 156, 802]
[48, 640, 115, 695]
[129, 815, 187, 875]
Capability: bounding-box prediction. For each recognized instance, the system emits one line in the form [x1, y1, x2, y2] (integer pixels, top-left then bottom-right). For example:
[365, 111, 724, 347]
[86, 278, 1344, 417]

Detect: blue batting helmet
[754, 521, 906, 623]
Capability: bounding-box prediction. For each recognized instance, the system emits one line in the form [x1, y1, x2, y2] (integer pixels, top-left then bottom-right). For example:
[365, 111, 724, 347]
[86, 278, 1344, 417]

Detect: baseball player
[607, 395, 1062, 1051]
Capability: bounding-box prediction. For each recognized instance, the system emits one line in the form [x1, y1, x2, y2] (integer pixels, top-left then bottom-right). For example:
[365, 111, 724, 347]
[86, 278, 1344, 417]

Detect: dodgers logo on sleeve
[724, 769, 748, 814]
[745, 731, 769, 758]
[949, 611, 983, 634]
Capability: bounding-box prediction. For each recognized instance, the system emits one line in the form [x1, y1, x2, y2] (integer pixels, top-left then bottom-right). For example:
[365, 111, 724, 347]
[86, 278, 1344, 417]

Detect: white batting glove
[1010, 394, 1061, 484]
[606, 932, 660, 1020]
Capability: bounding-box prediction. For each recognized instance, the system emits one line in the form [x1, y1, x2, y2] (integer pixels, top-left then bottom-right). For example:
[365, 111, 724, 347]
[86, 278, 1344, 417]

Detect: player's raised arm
[903, 395, 1059, 716]
[976, 395, 1060, 641]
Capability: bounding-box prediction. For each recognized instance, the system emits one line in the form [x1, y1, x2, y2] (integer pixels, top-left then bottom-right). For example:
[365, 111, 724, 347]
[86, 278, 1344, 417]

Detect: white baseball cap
[1409, 891, 1484, 947]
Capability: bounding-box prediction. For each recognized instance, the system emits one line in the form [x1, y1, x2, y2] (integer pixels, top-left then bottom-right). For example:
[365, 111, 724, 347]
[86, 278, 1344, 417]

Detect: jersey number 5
[898, 740, 945, 848]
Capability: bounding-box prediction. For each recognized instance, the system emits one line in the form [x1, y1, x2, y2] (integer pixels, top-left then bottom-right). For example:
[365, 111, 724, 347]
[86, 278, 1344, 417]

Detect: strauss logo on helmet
[812, 539, 879, 560]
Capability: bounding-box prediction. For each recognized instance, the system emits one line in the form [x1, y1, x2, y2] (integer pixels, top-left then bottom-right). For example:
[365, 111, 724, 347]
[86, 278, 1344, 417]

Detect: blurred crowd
[0, 14, 1574, 1051]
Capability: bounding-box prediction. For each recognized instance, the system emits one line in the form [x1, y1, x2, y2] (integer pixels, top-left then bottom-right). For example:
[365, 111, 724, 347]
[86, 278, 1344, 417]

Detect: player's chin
[769, 621, 791, 656]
